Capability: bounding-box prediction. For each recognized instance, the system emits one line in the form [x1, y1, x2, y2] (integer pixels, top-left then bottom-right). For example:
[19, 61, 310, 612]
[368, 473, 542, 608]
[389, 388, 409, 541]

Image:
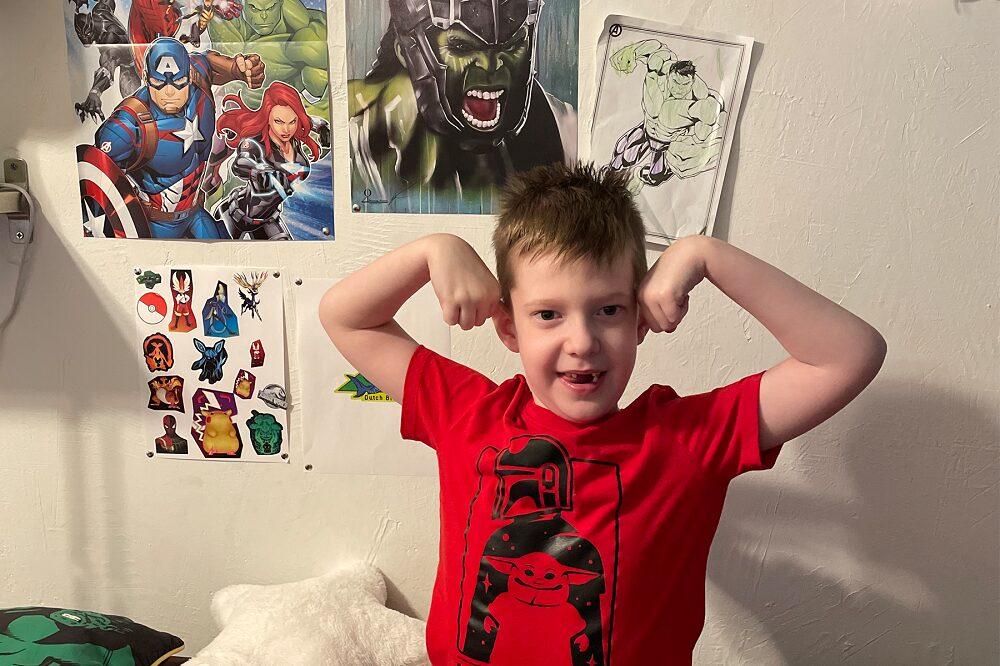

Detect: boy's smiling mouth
[558, 371, 606, 391]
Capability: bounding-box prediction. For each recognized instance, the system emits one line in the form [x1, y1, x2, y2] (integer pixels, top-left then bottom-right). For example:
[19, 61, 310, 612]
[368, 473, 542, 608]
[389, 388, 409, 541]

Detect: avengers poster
[346, 0, 579, 215]
[133, 265, 288, 461]
[63, 0, 335, 240]
[592, 16, 753, 245]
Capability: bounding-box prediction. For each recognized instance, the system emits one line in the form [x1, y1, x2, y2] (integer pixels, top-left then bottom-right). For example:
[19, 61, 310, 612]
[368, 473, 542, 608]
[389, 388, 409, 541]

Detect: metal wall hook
[1, 159, 33, 245]
[0, 159, 29, 216]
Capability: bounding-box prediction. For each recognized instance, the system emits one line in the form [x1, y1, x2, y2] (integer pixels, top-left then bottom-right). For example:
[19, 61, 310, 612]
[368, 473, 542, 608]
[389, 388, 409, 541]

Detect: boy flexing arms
[319, 164, 885, 665]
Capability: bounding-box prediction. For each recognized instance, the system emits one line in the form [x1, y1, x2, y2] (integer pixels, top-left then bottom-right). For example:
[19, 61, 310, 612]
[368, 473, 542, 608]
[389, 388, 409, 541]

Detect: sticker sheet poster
[296, 279, 448, 476]
[63, 0, 335, 241]
[346, 0, 580, 215]
[134, 266, 288, 461]
[592, 16, 753, 244]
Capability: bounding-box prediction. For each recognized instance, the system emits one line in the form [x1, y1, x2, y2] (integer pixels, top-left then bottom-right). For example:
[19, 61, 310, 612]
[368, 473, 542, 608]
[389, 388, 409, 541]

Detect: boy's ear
[637, 319, 649, 345]
[492, 303, 520, 353]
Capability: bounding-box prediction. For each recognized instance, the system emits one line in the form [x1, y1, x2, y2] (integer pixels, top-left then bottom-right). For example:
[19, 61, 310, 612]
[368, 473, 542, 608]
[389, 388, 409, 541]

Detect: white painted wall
[1, 0, 997, 662]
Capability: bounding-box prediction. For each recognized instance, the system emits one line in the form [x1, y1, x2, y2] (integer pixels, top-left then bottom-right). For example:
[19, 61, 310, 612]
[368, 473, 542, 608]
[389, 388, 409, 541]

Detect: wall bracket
[1, 158, 32, 244]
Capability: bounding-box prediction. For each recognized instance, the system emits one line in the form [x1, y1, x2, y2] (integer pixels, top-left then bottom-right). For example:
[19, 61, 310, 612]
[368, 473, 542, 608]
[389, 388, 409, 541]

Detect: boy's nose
[564, 320, 600, 356]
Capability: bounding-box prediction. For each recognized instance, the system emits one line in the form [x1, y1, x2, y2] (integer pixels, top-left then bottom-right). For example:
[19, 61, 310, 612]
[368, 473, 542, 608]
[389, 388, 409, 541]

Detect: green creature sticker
[246, 409, 284, 454]
[136, 270, 162, 289]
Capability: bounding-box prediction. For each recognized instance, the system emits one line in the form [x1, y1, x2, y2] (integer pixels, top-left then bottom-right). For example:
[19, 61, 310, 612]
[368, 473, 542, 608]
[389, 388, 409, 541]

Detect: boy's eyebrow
[521, 299, 558, 309]
[521, 292, 634, 309]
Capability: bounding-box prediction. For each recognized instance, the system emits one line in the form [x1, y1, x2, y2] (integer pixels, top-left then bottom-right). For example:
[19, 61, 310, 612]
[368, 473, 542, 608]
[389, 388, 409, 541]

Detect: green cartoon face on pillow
[0, 606, 184, 666]
[50, 608, 117, 631]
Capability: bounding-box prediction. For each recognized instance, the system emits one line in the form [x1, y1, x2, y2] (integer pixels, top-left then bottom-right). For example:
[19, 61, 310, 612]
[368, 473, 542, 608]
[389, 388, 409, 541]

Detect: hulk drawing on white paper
[608, 39, 726, 196]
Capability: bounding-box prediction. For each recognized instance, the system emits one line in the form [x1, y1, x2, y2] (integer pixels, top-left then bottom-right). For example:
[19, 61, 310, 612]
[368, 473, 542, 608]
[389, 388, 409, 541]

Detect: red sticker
[137, 292, 167, 325]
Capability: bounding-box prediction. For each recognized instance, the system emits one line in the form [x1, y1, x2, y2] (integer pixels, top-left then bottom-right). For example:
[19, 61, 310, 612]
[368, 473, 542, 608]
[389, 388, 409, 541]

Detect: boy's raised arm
[640, 235, 887, 451]
[318, 233, 500, 403]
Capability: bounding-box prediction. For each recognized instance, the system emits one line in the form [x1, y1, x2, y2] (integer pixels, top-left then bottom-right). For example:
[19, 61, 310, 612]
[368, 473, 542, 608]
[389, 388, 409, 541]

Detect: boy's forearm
[319, 235, 436, 335]
[690, 236, 885, 372]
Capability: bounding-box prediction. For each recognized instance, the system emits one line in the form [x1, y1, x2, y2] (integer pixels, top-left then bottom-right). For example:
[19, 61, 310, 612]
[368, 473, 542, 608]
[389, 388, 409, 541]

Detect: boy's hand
[638, 236, 708, 333]
[427, 234, 502, 330]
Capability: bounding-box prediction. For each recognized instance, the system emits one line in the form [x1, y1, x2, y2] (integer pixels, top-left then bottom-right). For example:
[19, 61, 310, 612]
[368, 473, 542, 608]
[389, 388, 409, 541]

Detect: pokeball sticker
[137, 292, 168, 325]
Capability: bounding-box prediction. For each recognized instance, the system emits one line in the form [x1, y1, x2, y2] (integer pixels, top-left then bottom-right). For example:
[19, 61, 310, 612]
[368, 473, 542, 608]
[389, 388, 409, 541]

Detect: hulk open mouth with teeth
[462, 87, 505, 131]
[434, 24, 531, 137]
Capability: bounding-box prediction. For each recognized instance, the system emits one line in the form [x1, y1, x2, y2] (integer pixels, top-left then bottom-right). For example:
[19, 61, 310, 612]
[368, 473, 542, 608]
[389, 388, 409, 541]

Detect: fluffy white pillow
[188, 563, 428, 666]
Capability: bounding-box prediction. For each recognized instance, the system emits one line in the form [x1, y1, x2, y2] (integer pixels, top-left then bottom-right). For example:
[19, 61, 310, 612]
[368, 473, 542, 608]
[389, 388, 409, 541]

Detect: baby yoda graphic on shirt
[457, 435, 620, 666]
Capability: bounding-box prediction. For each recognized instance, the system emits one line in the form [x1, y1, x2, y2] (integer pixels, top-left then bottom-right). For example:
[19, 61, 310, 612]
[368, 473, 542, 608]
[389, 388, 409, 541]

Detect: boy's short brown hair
[494, 162, 647, 304]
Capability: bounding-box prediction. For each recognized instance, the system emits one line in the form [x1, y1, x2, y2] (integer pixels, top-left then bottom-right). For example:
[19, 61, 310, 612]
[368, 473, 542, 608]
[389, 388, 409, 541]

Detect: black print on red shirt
[456, 435, 621, 665]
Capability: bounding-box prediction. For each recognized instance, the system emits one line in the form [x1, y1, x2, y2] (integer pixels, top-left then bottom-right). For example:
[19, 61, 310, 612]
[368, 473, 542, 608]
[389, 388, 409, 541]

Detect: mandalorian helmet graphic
[388, 0, 543, 138]
[492, 435, 572, 520]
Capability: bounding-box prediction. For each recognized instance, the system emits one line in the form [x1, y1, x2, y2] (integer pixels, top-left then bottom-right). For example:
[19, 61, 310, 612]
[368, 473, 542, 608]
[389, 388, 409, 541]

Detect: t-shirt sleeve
[654, 372, 780, 480]
[400, 345, 496, 449]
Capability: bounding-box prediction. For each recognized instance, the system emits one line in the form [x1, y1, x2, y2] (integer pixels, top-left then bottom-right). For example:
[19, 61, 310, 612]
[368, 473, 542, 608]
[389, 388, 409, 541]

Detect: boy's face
[495, 250, 646, 423]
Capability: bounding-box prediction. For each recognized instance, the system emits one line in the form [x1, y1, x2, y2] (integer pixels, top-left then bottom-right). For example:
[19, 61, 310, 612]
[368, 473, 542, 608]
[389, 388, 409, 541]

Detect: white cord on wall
[0, 182, 35, 334]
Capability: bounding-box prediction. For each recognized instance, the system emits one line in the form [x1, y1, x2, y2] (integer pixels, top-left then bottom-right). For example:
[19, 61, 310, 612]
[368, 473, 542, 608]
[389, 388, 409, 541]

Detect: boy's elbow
[317, 289, 334, 326]
[317, 289, 347, 341]
[855, 326, 887, 386]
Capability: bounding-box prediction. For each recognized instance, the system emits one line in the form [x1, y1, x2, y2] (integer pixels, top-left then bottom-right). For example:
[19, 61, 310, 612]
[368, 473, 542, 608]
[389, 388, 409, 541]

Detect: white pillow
[189, 562, 428, 666]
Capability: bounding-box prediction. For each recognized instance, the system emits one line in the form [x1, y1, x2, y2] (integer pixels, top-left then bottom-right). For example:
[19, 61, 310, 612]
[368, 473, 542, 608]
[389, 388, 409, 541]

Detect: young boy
[319, 164, 886, 665]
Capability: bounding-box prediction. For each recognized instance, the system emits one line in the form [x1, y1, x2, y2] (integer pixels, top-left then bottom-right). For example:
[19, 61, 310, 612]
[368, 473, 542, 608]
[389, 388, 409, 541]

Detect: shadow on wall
[708, 380, 999, 663]
[0, 237, 133, 402]
[0, 204, 136, 611]
[382, 573, 422, 621]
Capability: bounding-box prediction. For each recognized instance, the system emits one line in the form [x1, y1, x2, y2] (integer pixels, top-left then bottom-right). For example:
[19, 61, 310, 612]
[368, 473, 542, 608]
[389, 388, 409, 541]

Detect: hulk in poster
[347, 0, 579, 214]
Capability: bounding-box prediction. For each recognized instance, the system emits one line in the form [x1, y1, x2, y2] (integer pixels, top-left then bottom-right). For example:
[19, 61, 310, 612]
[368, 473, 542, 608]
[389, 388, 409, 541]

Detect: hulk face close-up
[245, 0, 284, 36]
[388, 0, 541, 143]
[431, 23, 532, 139]
[350, 0, 577, 201]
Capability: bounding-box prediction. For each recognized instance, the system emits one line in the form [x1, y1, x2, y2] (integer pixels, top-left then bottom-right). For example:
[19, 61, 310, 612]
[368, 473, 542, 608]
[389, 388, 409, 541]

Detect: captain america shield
[77, 144, 152, 238]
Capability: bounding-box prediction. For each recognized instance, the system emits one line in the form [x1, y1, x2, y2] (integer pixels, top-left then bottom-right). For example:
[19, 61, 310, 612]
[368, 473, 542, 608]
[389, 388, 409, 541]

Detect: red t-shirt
[401, 346, 780, 665]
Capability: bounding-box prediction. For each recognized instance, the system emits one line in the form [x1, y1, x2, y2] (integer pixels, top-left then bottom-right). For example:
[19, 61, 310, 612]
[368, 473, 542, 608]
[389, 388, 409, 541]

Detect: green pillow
[0, 606, 184, 666]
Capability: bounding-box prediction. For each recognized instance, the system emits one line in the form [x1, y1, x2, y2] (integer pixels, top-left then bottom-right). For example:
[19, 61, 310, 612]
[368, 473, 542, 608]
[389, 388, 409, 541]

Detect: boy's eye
[535, 310, 557, 321]
[600, 305, 622, 316]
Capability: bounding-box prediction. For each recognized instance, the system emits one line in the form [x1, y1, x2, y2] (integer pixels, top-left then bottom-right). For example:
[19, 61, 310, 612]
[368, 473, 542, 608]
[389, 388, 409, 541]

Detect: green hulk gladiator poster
[347, 0, 579, 214]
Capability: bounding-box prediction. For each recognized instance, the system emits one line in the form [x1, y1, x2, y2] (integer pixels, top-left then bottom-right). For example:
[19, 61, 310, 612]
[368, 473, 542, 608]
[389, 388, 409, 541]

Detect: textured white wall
[1, 0, 997, 662]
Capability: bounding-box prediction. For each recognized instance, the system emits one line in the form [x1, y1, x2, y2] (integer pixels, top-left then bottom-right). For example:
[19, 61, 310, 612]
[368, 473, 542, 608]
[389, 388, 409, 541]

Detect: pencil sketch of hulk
[609, 39, 726, 195]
